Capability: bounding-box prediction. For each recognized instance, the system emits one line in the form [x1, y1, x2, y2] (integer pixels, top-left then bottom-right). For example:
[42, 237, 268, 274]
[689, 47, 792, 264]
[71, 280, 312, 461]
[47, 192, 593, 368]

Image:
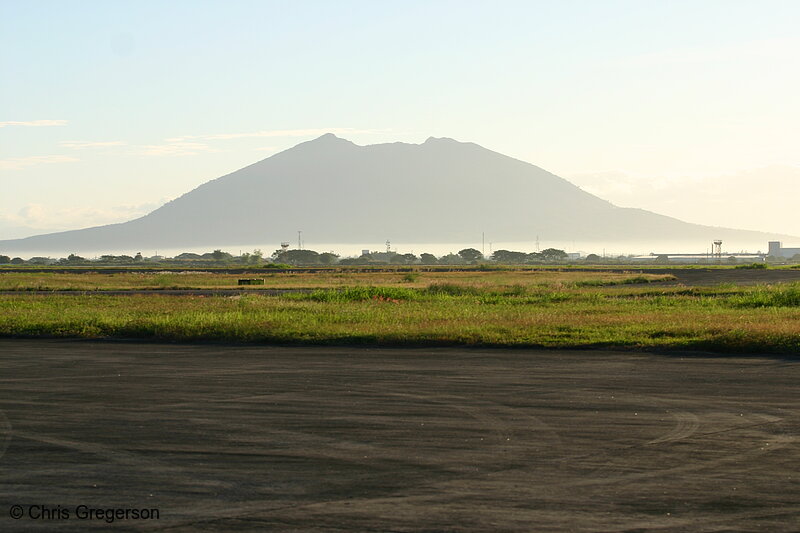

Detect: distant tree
[10, 257, 24, 264]
[526, 252, 543, 263]
[95, 254, 134, 264]
[419, 253, 438, 265]
[337, 253, 373, 265]
[318, 252, 339, 265]
[0, 255, 10, 264]
[401, 253, 417, 264]
[251, 249, 264, 263]
[438, 253, 464, 265]
[210, 249, 232, 261]
[279, 249, 320, 265]
[67, 253, 86, 263]
[28, 257, 52, 265]
[584, 253, 601, 263]
[175, 252, 202, 260]
[540, 248, 568, 261]
[390, 253, 417, 265]
[491, 250, 527, 264]
[134, 252, 143, 262]
[458, 248, 483, 263]
[727, 256, 738, 264]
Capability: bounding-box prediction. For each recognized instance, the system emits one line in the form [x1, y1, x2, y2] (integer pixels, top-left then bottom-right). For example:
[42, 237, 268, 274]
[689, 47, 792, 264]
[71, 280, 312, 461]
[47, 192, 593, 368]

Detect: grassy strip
[727, 284, 800, 307]
[0, 283, 798, 353]
[0, 271, 674, 291]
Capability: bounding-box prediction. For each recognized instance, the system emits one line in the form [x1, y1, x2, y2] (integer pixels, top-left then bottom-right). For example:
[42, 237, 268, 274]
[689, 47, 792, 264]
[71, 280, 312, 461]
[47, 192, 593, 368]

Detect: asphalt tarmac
[0, 340, 798, 531]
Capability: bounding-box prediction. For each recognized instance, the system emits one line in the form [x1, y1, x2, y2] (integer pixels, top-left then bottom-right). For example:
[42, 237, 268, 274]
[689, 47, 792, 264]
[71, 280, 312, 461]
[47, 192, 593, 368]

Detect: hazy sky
[2, 0, 799, 239]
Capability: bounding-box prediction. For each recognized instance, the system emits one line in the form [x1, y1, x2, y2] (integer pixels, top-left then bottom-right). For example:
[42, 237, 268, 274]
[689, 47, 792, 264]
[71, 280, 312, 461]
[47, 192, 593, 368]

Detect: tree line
[0, 247, 572, 266]
[270, 247, 569, 266]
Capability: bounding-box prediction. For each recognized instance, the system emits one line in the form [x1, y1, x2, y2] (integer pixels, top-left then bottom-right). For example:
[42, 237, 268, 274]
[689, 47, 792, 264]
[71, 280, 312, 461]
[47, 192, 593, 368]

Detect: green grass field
[0, 269, 673, 290]
[1, 270, 798, 353]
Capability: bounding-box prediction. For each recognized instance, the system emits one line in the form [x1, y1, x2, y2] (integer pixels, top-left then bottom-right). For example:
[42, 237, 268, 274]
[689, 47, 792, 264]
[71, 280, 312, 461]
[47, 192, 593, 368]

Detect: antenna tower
[713, 240, 723, 262]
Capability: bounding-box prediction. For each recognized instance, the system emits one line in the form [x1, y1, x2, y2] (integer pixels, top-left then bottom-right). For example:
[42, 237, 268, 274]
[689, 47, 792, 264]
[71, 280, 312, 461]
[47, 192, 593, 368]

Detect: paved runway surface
[0, 341, 798, 531]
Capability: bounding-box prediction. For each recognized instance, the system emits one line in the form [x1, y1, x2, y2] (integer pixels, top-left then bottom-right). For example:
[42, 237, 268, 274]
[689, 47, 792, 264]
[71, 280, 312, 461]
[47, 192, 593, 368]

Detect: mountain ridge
[0, 134, 794, 252]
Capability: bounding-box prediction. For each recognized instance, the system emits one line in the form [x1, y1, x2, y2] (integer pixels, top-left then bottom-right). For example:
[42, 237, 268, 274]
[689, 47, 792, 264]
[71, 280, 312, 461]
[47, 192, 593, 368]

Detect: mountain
[0, 222, 58, 241]
[0, 134, 792, 252]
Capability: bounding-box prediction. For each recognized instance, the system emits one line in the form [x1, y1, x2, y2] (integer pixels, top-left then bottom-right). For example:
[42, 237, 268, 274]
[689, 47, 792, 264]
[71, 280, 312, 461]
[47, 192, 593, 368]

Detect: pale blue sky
[2, 0, 800, 238]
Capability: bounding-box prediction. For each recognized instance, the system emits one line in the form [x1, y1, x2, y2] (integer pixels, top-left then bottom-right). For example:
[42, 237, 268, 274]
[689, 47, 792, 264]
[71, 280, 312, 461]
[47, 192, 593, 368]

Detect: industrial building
[768, 242, 800, 259]
[631, 253, 765, 264]
[631, 239, 768, 264]
[630, 241, 799, 263]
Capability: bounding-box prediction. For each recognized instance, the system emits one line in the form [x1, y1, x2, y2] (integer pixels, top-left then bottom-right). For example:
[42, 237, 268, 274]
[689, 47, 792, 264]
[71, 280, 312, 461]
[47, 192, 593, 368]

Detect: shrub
[303, 286, 418, 302]
[423, 283, 480, 296]
[729, 284, 800, 308]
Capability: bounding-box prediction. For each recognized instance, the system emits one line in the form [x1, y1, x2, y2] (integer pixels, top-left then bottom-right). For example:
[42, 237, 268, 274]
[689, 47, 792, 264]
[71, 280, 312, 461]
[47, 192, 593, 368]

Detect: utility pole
[298, 231, 302, 250]
[482, 232, 485, 257]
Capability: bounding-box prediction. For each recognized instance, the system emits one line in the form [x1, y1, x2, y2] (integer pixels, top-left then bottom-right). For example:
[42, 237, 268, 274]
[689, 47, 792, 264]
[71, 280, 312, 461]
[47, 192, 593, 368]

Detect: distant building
[631, 253, 765, 264]
[768, 242, 800, 259]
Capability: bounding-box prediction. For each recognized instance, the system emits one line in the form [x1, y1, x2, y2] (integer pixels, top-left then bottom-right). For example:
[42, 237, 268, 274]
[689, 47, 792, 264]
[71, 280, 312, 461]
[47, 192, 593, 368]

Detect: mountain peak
[424, 136, 460, 144]
[299, 132, 357, 148]
[288, 133, 356, 154]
